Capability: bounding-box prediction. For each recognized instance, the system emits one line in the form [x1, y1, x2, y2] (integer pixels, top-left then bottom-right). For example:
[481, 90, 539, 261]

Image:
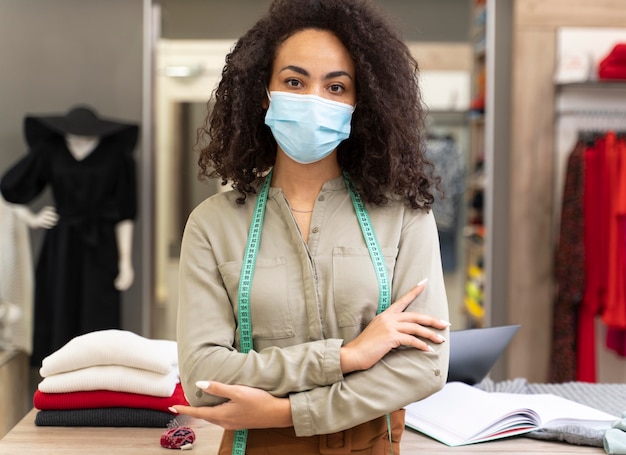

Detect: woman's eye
[329, 84, 344, 93]
[286, 79, 301, 88]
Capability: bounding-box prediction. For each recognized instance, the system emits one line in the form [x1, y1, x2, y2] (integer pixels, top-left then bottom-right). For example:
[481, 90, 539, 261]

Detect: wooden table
[0, 409, 606, 454]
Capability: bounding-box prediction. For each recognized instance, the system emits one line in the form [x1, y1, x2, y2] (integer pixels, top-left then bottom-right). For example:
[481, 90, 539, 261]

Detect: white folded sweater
[40, 329, 178, 377]
[38, 364, 180, 397]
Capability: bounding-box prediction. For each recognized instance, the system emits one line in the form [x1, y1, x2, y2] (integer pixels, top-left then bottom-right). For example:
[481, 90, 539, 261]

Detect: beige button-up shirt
[177, 176, 449, 437]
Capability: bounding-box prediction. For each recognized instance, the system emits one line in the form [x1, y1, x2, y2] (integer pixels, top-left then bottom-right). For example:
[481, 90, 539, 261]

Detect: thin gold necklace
[290, 207, 313, 213]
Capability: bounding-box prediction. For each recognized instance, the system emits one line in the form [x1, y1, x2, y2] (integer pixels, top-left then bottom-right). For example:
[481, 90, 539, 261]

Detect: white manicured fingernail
[438, 334, 446, 342]
[440, 319, 451, 327]
[417, 278, 428, 287]
[195, 380, 210, 390]
[168, 406, 179, 414]
[428, 345, 435, 352]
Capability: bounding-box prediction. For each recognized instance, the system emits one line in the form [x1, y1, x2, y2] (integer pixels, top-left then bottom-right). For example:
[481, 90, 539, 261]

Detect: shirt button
[312, 227, 320, 234]
[318, 195, 326, 201]
[433, 369, 441, 376]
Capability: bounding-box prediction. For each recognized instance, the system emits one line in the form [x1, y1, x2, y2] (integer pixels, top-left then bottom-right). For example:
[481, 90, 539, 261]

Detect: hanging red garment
[604, 132, 626, 329]
[606, 134, 626, 356]
[619, 136, 626, 301]
[579, 137, 608, 382]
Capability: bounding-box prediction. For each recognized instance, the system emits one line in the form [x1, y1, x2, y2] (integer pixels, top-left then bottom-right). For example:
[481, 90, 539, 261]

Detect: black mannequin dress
[0, 111, 138, 366]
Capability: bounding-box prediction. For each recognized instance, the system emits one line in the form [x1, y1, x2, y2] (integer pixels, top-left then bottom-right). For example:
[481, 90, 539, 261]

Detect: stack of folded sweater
[33, 329, 188, 427]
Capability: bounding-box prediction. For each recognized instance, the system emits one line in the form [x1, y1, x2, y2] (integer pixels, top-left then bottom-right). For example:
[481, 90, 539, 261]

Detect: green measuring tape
[232, 171, 392, 455]
[343, 172, 391, 315]
[232, 170, 273, 455]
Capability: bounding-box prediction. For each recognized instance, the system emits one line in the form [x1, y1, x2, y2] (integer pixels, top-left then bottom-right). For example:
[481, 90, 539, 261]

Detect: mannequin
[8, 134, 136, 292]
[13, 205, 59, 229]
[65, 134, 99, 162]
[0, 105, 139, 365]
[64, 133, 135, 291]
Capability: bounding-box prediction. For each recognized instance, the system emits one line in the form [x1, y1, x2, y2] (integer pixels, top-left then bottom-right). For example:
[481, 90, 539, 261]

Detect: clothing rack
[557, 109, 626, 118]
[558, 109, 626, 117]
[557, 109, 626, 141]
[577, 129, 626, 145]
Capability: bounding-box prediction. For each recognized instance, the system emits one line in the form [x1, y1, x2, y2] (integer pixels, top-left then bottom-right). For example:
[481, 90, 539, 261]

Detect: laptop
[447, 324, 520, 385]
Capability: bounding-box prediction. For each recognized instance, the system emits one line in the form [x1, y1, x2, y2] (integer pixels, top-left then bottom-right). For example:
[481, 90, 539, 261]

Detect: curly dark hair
[197, 0, 438, 210]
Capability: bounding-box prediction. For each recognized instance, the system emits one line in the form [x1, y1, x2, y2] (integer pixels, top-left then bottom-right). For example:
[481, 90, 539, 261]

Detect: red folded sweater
[34, 382, 188, 413]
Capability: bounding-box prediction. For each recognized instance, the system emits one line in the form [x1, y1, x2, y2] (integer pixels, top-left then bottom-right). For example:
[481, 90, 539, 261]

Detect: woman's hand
[170, 381, 293, 430]
[340, 279, 449, 373]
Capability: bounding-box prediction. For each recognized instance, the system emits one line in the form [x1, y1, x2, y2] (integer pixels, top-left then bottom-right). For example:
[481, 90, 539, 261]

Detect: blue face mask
[264, 91, 354, 164]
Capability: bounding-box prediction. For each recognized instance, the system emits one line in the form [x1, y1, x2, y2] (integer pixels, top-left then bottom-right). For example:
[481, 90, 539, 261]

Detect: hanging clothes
[0, 107, 138, 367]
[586, 132, 626, 364]
[605, 133, 626, 356]
[604, 132, 626, 328]
[549, 140, 585, 383]
[549, 131, 626, 382]
[577, 135, 606, 382]
[551, 130, 626, 383]
[425, 135, 465, 272]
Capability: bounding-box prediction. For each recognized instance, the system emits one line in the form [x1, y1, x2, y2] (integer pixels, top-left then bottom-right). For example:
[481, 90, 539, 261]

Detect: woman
[172, 0, 450, 453]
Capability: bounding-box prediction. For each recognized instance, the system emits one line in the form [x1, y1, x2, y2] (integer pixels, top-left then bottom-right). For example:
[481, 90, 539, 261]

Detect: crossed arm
[171, 280, 448, 430]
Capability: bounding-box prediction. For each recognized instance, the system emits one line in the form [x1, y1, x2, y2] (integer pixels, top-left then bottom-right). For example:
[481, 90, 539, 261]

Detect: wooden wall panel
[508, 27, 557, 382]
[515, 0, 626, 27]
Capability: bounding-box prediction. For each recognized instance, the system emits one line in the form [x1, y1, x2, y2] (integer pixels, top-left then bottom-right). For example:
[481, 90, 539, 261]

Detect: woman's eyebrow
[279, 65, 309, 76]
[325, 70, 353, 81]
[279, 65, 353, 81]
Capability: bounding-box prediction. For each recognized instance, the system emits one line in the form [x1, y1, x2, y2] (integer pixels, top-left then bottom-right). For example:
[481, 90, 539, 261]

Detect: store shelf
[464, 0, 489, 328]
[556, 80, 626, 88]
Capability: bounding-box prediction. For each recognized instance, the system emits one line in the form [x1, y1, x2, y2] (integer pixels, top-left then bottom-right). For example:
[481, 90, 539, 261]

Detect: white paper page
[491, 392, 618, 430]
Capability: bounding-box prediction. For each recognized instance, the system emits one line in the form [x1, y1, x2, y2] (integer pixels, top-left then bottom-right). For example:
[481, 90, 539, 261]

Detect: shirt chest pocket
[332, 246, 398, 328]
[218, 257, 295, 340]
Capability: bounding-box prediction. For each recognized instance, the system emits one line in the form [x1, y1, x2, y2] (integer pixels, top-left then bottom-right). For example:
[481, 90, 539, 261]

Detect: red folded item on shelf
[598, 43, 626, 80]
[34, 382, 188, 413]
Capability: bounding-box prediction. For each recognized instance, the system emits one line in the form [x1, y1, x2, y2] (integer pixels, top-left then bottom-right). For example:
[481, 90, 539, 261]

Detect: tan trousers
[218, 409, 405, 455]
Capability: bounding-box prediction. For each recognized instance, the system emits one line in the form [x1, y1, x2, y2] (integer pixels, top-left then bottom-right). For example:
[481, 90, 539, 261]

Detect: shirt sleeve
[289, 209, 450, 436]
[113, 147, 137, 221]
[110, 128, 138, 222]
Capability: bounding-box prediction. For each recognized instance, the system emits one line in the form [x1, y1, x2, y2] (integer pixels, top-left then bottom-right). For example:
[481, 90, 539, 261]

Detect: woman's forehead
[273, 29, 355, 75]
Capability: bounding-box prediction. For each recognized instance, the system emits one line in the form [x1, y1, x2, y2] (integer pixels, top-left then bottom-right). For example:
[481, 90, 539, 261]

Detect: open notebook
[447, 324, 520, 384]
[404, 381, 617, 446]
